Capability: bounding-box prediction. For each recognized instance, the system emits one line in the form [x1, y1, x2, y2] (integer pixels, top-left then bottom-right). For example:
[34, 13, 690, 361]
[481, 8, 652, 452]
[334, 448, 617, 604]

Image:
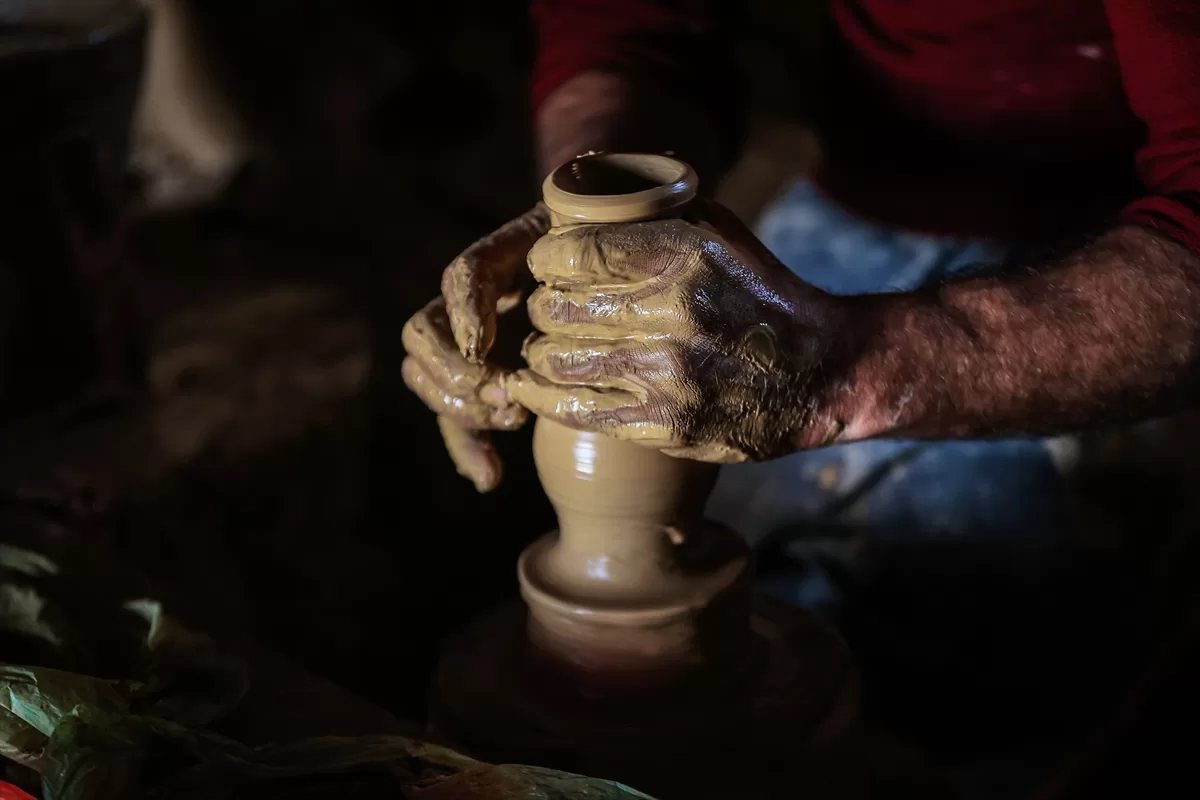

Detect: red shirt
[531, 0, 1200, 252]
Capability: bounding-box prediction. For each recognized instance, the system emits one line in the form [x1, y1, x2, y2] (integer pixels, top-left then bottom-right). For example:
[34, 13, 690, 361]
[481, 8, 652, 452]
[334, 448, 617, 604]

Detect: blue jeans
[705, 180, 1153, 792]
[707, 180, 1070, 607]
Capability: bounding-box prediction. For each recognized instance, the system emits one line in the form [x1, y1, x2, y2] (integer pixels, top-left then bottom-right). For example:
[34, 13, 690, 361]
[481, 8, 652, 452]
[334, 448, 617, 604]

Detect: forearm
[835, 226, 1200, 441]
[535, 71, 726, 184]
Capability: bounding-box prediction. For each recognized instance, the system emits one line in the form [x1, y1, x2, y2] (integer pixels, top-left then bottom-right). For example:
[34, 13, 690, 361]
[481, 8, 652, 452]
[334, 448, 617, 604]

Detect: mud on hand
[504, 199, 849, 463]
[400, 204, 549, 492]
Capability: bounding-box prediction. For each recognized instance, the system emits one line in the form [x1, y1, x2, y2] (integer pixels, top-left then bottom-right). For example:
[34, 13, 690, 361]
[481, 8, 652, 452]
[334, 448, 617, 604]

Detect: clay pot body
[520, 154, 751, 692]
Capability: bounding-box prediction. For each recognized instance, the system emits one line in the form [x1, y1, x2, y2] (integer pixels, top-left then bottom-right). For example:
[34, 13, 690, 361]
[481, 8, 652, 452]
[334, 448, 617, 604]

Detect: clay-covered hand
[401, 204, 550, 491]
[506, 200, 852, 462]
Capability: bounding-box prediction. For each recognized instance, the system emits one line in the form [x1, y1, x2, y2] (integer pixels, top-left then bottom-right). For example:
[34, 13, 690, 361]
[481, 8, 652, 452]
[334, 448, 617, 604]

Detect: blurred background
[2, 0, 1198, 795]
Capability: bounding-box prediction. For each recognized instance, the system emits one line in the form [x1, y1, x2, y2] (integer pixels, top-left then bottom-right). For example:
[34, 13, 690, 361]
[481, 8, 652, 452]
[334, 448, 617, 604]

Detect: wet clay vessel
[430, 154, 863, 799]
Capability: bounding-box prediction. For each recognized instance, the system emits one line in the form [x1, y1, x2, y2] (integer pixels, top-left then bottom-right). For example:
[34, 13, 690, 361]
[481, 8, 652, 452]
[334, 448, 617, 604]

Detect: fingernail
[461, 336, 479, 361]
[473, 469, 500, 493]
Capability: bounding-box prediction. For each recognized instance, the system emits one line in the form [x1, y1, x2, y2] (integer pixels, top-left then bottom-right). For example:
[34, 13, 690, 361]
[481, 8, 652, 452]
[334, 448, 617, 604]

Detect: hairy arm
[832, 226, 1200, 443]
[817, 0, 1200, 445]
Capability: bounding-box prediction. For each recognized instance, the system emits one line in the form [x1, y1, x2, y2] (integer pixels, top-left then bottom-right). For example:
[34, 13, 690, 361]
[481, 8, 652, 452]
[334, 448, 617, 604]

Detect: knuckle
[401, 309, 428, 341]
[441, 255, 478, 302]
[526, 290, 551, 329]
[402, 302, 449, 348]
[550, 343, 603, 382]
[526, 231, 555, 262]
[492, 404, 529, 430]
[530, 287, 584, 328]
[527, 232, 572, 279]
[559, 298, 593, 326]
[444, 251, 474, 276]
[591, 401, 645, 431]
[400, 356, 423, 388]
[451, 401, 493, 429]
[648, 371, 699, 426]
[646, 400, 682, 434]
[519, 331, 543, 362]
[656, 283, 696, 322]
[424, 298, 451, 327]
[596, 343, 640, 381]
[440, 258, 464, 290]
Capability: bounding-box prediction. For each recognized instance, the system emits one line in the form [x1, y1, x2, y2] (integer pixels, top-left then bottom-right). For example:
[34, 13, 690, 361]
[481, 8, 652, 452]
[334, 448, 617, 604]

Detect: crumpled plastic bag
[1, 669, 655, 799]
[0, 547, 655, 800]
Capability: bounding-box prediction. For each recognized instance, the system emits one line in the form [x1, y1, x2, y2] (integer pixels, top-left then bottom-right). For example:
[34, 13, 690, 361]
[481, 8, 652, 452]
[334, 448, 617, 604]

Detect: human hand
[401, 204, 550, 491]
[505, 199, 853, 462]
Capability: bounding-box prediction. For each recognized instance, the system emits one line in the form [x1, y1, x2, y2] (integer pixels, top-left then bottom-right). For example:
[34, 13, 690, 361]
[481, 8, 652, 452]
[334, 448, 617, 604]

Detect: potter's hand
[506, 200, 850, 462]
[401, 204, 550, 491]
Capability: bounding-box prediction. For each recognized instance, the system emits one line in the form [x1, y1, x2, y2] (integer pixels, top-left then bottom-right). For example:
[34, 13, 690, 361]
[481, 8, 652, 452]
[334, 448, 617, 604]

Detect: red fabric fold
[1121, 195, 1200, 256]
[531, 0, 1200, 252]
[1108, 0, 1200, 252]
[531, 0, 715, 111]
[529, 0, 740, 163]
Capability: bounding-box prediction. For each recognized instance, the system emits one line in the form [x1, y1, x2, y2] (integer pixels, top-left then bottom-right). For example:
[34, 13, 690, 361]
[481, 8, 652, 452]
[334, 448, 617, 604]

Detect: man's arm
[824, 0, 1200, 445]
[833, 226, 1200, 443]
[530, 0, 740, 181]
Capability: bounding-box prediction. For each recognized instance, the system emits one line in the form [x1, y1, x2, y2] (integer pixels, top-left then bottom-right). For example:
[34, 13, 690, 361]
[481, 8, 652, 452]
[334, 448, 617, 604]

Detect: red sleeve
[530, 0, 740, 152]
[1109, 1, 1200, 255]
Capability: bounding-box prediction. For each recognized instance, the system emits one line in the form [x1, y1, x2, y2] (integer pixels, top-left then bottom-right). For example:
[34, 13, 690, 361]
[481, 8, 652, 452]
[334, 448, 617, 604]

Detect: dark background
[3, 1, 1198, 796]
[97, 0, 829, 720]
[0, 0, 827, 727]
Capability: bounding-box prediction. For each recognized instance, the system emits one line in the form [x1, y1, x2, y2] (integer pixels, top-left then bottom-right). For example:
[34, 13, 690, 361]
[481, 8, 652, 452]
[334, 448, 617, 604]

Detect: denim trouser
[707, 179, 1070, 606]
[703, 180, 1149, 795]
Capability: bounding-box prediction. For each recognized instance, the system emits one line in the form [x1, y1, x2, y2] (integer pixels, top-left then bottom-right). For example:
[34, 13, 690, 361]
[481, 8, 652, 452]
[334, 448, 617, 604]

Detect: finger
[525, 283, 678, 337]
[443, 203, 551, 364]
[527, 218, 695, 287]
[522, 334, 681, 387]
[504, 368, 647, 431]
[660, 443, 749, 463]
[438, 416, 503, 493]
[402, 299, 497, 397]
[402, 357, 526, 430]
[507, 369, 686, 448]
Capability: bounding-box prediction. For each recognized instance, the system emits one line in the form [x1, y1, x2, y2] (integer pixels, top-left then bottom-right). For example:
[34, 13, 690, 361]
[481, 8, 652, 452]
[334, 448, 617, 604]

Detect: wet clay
[517, 154, 752, 690]
[541, 153, 697, 223]
[401, 205, 548, 491]
[523, 420, 752, 689]
[504, 189, 843, 464]
[430, 154, 866, 800]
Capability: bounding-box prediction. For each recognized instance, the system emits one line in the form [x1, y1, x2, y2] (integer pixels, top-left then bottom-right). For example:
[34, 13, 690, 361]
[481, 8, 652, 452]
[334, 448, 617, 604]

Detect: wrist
[794, 291, 936, 450]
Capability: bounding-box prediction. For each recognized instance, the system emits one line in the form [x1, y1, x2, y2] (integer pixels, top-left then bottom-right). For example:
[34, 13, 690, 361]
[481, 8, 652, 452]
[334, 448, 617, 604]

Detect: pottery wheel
[431, 593, 862, 799]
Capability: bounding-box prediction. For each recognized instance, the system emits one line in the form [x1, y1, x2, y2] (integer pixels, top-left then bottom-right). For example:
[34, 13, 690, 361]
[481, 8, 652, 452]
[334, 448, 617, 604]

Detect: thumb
[442, 203, 550, 363]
